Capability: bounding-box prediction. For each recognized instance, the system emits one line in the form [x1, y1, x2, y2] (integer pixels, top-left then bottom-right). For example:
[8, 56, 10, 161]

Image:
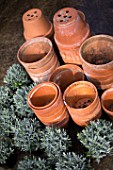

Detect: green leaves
[77, 119, 113, 163]
[55, 152, 91, 170]
[4, 64, 32, 90]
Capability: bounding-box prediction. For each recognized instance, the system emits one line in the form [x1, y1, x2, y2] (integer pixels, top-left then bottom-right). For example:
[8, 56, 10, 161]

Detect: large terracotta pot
[27, 82, 69, 128]
[101, 88, 113, 120]
[53, 7, 90, 65]
[48, 64, 85, 93]
[63, 81, 102, 126]
[17, 37, 60, 83]
[22, 8, 53, 40]
[80, 35, 113, 90]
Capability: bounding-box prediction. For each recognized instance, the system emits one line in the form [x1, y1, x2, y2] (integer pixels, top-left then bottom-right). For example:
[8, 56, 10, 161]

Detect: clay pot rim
[80, 34, 113, 68]
[22, 8, 42, 23]
[101, 87, 113, 114]
[27, 82, 59, 110]
[54, 25, 90, 48]
[17, 37, 53, 68]
[63, 80, 98, 110]
[48, 63, 84, 82]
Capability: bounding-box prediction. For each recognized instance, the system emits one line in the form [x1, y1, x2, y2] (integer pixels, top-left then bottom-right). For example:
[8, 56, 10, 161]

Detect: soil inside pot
[74, 98, 93, 109]
[21, 42, 50, 63]
[84, 53, 112, 65]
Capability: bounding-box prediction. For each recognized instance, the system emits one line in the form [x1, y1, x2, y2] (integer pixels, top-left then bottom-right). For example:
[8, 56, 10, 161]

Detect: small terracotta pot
[53, 7, 90, 65]
[101, 88, 113, 120]
[17, 37, 60, 83]
[27, 82, 69, 128]
[63, 81, 102, 126]
[80, 35, 113, 90]
[48, 64, 85, 93]
[22, 8, 54, 40]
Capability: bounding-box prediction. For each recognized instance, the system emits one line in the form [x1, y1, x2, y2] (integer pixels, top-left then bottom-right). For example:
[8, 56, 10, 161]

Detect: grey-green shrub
[0, 106, 16, 137]
[0, 85, 13, 109]
[40, 127, 72, 164]
[0, 137, 14, 164]
[13, 84, 35, 118]
[17, 156, 52, 170]
[12, 117, 42, 152]
[77, 119, 113, 163]
[55, 152, 91, 170]
[4, 64, 31, 90]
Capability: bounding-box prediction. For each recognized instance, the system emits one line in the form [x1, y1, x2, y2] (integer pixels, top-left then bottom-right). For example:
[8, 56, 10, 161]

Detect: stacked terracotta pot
[53, 7, 90, 65]
[27, 82, 69, 128]
[63, 81, 102, 126]
[22, 8, 54, 40]
[17, 37, 60, 83]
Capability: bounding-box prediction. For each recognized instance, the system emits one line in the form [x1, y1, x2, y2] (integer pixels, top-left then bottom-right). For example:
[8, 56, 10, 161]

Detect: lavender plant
[4, 64, 31, 90]
[77, 119, 113, 163]
[17, 156, 52, 170]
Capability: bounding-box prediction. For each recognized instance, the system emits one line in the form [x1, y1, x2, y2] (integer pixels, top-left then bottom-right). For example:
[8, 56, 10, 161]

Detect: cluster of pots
[17, 7, 113, 128]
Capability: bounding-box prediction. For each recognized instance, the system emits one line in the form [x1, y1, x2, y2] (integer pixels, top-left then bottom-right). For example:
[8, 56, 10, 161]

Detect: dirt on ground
[1, 0, 113, 169]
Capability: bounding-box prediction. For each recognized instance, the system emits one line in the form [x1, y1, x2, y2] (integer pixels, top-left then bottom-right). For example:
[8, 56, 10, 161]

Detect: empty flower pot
[63, 81, 102, 126]
[53, 7, 90, 65]
[48, 64, 85, 93]
[22, 8, 54, 40]
[27, 82, 69, 128]
[80, 34, 113, 90]
[17, 37, 60, 83]
[101, 88, 113, 120]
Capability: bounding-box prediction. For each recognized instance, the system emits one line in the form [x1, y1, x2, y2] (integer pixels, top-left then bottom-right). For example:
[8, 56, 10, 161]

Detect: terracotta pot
[27, 82, 69, 128]
[80, 35, 113, 90]
[101, 88, 113, 120]
[53, 7, 90, 65]
[22, 8, 54, 40]
[17, 37, 60, 83]
[63, 81, 102, 126]
[48, 64, 85, 93]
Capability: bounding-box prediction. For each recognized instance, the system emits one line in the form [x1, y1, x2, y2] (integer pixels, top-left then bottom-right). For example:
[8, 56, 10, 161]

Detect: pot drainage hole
[57, 10, 72, 22]
[74, 98, 93, 109]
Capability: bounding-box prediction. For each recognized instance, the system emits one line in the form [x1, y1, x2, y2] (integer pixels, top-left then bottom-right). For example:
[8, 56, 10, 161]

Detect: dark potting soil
[1, 0, 113, 170]
[85, 53, 112, 65]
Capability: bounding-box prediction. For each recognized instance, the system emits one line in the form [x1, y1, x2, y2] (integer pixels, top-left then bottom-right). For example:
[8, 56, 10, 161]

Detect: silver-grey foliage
[13, 84, 35, 118]
[55, 152, 91, 170]
[17, 156, 52, 170]
[77, 119, 113, 163]
[12, 117, 42, 152]
[0, 137, 14, 164]
[40, 126, 72, 164]
[4, 64, 31, 90]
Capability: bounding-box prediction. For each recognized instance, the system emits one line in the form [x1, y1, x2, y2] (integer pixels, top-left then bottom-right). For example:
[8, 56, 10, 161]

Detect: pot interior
[20, 41, 50, 63]
[30, 84, 57, 108]
[81, 36, 113, 65]
[102, 90, 113, 112]
[49, 68, 84, 93]
[65, 84, 96, 109]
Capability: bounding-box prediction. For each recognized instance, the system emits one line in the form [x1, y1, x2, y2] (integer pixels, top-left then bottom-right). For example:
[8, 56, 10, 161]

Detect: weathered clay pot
[63, 81, 102, 126]
[27, 82, 69, 128]
[22, 8, 54, 40]
[101, 88, 113, 120]
[80, 35, 113, 90]
[53, 7, 90, 65]
[17, 37, 60, 83]
[48, 64, 85, 93]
